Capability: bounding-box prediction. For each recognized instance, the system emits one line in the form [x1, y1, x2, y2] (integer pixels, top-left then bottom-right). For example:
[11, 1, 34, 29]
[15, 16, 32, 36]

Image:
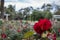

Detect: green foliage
[0, 21, 32, 40]
[5, 5, 16, 20]
[4, 4, 53, 20]
[43, 11, 52, 19]
[53, 27, 60, 37]
[0, 20, 3, 26]
[23, 31, 34, 38]
[57, 37, 60, 40]
[31, 10, 43, 21]
[31, 10, 52, 21]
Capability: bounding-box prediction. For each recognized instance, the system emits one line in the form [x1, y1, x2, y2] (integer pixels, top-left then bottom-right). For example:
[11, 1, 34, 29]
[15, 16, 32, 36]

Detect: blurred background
[0, 0, 60, 40]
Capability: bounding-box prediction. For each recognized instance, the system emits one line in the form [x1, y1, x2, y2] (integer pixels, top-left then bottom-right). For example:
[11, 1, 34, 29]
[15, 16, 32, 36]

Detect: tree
[5, 5, 16, 20]
[17, 11, 22, 19]
[29, 6, 33, 10]
[41, 3, 52, 11]
[41, 4, 53, 19]
[1, 0, 4, 19]
[18, 6, 33, 20]
[19, 7, 31, 20]
[41, 4, 45, 10]
[54, 5, 60, 15]
[0, 0, 1, 12]
[31, 10, 43, 21]
[43, 11, 52, 19]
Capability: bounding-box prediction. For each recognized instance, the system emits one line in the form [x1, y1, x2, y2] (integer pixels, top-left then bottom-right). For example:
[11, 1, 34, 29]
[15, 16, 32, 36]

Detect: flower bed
[0, 19, 57, 40]
[0, 20, 35, 40]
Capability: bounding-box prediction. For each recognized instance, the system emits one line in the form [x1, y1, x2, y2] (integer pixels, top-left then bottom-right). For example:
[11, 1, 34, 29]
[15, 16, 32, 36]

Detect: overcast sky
[4, 0, 60, 11]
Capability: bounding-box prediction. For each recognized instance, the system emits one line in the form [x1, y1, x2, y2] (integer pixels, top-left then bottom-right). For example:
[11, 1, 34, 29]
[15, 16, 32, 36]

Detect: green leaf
[23, 31, 34, 38]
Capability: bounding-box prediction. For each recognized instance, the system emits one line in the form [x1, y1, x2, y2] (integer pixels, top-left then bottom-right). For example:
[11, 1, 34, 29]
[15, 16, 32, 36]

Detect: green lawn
[57, 37, 60, 40]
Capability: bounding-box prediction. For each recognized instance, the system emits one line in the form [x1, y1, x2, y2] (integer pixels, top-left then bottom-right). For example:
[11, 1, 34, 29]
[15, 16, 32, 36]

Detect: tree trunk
[1, 0, 4, 19]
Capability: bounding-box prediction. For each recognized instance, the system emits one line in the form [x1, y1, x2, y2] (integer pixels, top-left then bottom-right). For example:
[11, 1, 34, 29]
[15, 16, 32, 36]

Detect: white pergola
[4, 14, 10, 21]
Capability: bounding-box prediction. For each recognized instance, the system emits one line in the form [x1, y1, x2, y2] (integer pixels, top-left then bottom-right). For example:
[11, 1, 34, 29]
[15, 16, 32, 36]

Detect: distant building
[53, 15, 60, 21]
[52, 15, 60, 27]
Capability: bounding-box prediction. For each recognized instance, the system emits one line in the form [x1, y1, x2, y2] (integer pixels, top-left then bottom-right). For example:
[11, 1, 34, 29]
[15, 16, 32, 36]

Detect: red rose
[33, 22, 44, 34]
[1, 33, 7, 39]
[33, 19, 52, 34]
[47, 33, 56, 40]
[17, 29, 20, 32]
[38, 19, 52, 31]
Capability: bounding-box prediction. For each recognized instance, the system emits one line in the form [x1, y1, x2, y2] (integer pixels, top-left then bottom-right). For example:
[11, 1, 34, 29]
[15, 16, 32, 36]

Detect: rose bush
[33, 19, 52, 34]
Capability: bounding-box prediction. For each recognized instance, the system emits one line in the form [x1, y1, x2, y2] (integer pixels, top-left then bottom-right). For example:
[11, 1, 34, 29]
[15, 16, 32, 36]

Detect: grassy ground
[57, 37, 60, 40]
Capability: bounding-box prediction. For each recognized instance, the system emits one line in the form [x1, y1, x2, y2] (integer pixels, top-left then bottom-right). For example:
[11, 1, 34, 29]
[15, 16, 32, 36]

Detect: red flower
[47, 33, 56, 40]
[17, 29, 20, 32]
[38, 19, 52, 31]
[1, 33, 7, 39]
[33, 23, 43, 34]
[53, 33, 56, 40]
[47, 33, 53, 39]
[33, 19, 52, 34]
